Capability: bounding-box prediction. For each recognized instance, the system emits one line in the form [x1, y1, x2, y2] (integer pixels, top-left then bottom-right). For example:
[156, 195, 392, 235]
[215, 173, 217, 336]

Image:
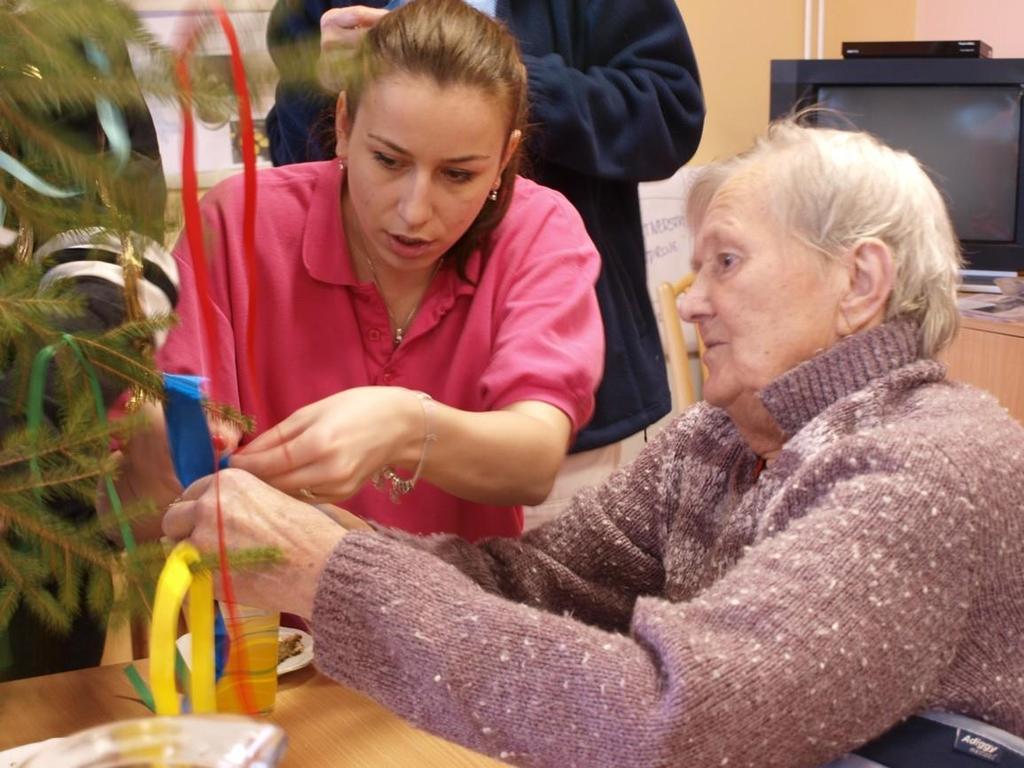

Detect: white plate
[276, 628, 314, 675]
[176, 627, 314, 677]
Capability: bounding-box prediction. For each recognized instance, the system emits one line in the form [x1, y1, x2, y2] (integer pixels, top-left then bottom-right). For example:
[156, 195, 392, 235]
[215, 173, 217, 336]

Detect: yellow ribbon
[150, 542, 216, 715]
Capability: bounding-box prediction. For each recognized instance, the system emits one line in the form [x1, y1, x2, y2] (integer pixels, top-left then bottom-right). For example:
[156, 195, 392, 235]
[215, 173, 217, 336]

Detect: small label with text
[954, 728, 1004, 763]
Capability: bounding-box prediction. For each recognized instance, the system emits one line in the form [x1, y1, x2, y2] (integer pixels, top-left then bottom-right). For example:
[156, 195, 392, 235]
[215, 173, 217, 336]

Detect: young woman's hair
[687, 115, 963, 357]
[332, 0, 529, 278]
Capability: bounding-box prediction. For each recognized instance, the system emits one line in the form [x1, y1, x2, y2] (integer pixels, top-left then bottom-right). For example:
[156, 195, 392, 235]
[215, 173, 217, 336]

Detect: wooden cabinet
[942, 316, 1024, 423]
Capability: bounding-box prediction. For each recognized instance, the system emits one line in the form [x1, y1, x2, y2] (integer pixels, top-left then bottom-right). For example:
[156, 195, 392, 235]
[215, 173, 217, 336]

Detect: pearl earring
[338, 158, 346, 171]
[488, 187, 499, 202]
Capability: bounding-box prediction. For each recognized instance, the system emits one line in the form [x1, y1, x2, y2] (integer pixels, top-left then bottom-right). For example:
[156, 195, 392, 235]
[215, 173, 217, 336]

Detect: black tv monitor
[770, 58, 1024, 276]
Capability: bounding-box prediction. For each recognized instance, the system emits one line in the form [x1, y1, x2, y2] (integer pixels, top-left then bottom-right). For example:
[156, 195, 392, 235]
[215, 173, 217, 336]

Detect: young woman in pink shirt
[116, 0, 603, 541]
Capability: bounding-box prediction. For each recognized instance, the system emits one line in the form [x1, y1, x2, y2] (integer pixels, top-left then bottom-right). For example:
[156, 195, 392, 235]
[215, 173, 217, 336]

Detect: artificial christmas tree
[0, 0, 206, 679]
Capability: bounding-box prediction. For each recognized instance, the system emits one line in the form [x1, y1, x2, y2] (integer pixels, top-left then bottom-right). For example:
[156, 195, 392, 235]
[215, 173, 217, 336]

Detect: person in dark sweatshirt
[264, 0, 706, 525]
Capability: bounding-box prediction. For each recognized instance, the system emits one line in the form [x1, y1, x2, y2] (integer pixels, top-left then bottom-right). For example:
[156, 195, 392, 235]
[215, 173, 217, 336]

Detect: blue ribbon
[162, 373, 231, 679]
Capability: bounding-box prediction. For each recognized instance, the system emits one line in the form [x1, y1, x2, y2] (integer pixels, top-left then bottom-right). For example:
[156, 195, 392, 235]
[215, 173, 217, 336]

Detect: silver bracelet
[372, 391, 437, 503]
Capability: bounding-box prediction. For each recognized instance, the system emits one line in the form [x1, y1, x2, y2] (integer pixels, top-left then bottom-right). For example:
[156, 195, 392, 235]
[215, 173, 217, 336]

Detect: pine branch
[0, 0, 272, 646]
[0, 544, 30, 590]
[205, 402, 257, 436]
[85, 566, 114, 620]
[21, 584, 73, 634]
[0, 421, 122, 474]
[3, 464, 113, 497]
[196, 547, 283, 573]
[55, 546, 80, 611]
[0, 584, 18, 628]
[1, 500, 114, 572]
[0, 541, 51, 584]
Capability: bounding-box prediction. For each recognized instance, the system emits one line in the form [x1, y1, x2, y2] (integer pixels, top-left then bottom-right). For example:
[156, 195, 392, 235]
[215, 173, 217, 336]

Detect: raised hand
[321, 6, 389, 51]
[318, 6, 390, 91]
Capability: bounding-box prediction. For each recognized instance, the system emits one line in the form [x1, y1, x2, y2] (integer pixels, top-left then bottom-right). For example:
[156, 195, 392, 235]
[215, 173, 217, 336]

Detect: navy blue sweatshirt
[266, 0, 705, 450]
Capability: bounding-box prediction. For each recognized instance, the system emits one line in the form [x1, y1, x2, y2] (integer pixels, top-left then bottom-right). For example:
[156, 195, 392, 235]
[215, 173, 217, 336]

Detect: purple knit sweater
[311, 321, 1024, 767]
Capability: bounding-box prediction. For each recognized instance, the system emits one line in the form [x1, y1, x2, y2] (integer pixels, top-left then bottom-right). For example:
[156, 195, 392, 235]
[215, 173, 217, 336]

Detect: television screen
[816, 85, 1023, 244]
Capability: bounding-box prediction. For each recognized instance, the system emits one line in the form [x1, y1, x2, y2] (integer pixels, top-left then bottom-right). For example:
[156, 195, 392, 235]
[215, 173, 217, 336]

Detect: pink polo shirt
[159, 160, 603, 541]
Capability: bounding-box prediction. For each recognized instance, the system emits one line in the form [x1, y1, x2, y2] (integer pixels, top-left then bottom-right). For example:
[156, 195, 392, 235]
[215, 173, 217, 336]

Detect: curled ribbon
[151, 541, 216, 715]
[0, 39, 132, 198]
[141, 0, 264, 713]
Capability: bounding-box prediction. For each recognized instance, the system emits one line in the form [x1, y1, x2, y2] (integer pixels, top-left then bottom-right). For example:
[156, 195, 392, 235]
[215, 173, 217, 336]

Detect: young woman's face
[336, 73, 516, 275]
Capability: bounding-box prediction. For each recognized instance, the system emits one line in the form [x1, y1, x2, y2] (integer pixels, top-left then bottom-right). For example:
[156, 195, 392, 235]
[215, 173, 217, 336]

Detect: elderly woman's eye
[717, 252, 738, 269]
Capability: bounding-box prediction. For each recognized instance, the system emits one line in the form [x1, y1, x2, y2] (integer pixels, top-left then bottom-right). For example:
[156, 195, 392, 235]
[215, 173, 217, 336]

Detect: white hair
[687, 117, 963, 357]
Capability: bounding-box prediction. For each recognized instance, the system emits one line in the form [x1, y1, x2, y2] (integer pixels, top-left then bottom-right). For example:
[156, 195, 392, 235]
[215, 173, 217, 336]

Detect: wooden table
[0, 662, 503, 766]
[943, 316, 1024, 423]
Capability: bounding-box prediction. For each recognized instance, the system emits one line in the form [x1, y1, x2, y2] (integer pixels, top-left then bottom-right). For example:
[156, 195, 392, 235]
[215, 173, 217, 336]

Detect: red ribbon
[173, 0, 262, 715]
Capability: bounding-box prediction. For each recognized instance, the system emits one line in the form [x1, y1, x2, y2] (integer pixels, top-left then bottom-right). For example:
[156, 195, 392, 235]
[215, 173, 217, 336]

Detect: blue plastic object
[162, 372, 231, 679]
[163, 373, 230, 487]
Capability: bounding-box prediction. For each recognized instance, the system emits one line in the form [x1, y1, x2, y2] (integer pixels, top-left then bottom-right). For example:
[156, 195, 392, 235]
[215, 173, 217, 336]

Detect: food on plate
[277, 631, 304, 664]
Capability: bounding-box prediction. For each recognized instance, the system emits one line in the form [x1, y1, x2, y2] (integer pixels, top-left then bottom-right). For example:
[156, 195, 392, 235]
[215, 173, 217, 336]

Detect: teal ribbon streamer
[0, 149, 81, 199]
[82, 40, 130, 172]
[25, 335, 199, 709]
[0, 40, 130, 198]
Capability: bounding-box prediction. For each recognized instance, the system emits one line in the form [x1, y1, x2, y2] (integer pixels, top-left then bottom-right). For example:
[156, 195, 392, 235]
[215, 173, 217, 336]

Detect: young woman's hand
[229, 387, 424, 502]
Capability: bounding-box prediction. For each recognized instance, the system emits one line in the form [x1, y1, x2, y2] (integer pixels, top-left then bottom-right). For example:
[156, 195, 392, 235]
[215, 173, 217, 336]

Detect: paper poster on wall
[131, 9, 276, 187]
[609, 165, 702, 445]
[639, 164, 701, 347]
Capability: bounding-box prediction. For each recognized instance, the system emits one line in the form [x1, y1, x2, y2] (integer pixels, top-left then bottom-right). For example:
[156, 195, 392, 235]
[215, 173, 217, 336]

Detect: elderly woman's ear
[836, 238, 895, 337]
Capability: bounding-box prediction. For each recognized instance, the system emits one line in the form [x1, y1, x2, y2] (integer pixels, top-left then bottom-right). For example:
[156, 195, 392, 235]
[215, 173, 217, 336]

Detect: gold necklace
[363, 253, 443, 346]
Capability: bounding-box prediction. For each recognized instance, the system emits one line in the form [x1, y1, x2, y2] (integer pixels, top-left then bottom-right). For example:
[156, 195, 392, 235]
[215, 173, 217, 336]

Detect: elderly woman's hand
[163, 469, 347, 618]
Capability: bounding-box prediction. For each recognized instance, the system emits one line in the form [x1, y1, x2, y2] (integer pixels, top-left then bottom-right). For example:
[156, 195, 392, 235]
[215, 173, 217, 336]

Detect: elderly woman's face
[681, 178, 848, 413]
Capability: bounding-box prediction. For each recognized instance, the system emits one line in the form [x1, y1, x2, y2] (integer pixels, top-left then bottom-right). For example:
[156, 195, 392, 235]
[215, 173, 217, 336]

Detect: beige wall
[679, 0, 916, 163]
[916, 0, 1024, 57]
[680, 0, 805, 164]
[822, 0, 916, 60]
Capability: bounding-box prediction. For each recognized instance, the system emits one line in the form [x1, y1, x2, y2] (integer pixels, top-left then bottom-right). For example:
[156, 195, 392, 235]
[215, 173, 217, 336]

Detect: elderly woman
[165, 120, 1024, 767]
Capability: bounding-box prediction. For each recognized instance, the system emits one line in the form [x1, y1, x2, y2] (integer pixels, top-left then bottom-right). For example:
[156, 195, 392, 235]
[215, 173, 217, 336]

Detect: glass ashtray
[20, 715, 286, 767]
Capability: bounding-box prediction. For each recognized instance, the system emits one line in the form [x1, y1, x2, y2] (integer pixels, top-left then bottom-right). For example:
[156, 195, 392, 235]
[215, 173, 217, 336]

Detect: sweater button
[382, 370, 395, 384]
[368, 328, 382, 342]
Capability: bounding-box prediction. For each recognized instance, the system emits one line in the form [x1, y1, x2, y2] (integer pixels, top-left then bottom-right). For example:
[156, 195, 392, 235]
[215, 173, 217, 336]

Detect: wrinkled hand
[163, 469, 347, 617]
[318, 6, 389, 91]
[230, 387, 420, 502]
